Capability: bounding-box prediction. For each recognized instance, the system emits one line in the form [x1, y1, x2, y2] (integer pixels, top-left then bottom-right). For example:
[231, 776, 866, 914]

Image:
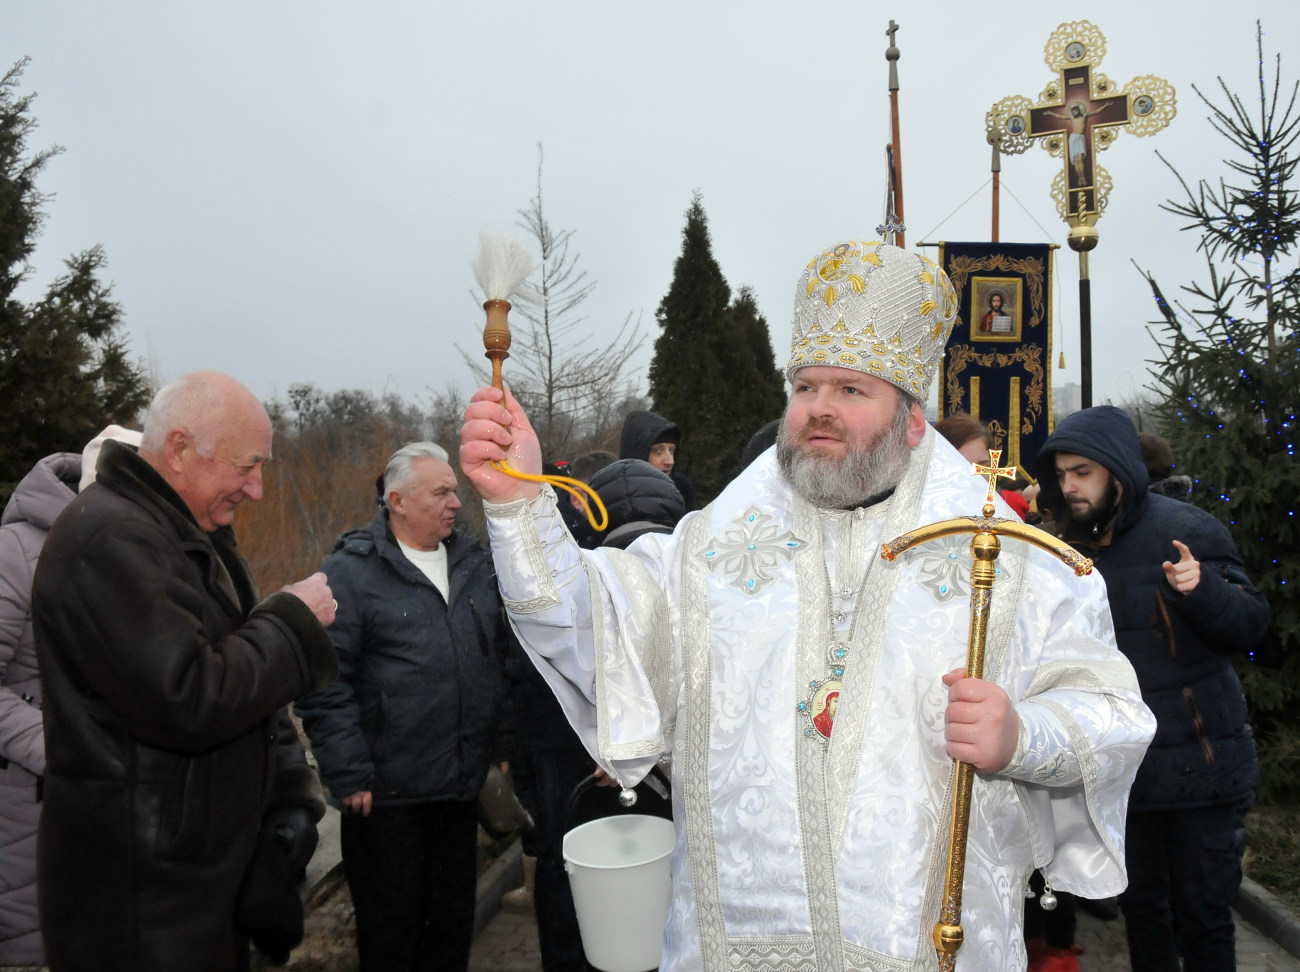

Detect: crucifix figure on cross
[1030, 62, 1130, 218]
[1034, 65, 1128, 201]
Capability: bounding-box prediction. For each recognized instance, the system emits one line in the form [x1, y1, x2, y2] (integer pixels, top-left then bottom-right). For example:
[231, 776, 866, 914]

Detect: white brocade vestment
[486, 428, 1155, 972]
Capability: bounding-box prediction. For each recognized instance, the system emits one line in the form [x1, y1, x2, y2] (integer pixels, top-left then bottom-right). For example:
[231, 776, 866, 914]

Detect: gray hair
[383, 441, 450, 499]
[140, 375, 220, 455]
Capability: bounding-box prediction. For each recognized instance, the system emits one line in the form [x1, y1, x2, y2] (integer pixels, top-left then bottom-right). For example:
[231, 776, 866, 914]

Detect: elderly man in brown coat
[32, 372, 339, 972]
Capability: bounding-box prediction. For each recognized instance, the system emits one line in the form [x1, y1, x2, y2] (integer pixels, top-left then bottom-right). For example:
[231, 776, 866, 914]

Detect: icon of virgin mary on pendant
[797, 676, 842, 741]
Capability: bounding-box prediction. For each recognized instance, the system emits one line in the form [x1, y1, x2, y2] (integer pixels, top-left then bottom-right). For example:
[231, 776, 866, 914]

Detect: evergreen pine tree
[718, 284, 787, 453]
[0, 59, 149, 501]
[1138, 23, 1300, 800]
[648, 194, 785, 501]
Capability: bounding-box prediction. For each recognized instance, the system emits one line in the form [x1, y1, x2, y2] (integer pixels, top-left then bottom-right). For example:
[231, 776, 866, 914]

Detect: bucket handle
[562, 765, 671, 835]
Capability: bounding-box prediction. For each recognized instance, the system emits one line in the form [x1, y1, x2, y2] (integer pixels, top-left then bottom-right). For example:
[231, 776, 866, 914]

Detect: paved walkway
[468, 877, 1300, 972]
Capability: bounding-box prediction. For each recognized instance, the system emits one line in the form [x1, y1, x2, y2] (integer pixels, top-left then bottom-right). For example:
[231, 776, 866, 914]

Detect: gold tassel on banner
[1059, 351, 1066, 369]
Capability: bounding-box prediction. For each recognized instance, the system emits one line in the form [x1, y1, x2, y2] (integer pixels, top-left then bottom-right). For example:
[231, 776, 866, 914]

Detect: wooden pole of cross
[885, 19, 906, 248]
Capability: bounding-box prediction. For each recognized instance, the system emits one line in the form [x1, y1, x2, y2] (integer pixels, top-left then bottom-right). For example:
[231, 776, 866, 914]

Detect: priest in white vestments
[460, 241, 1155, 971]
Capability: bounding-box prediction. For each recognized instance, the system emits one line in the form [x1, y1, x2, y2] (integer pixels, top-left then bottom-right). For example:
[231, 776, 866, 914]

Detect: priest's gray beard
[776, 395, 913, 508]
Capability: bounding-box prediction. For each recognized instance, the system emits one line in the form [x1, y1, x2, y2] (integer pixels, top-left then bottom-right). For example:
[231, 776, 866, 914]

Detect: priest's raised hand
[460, 385, 543, 504]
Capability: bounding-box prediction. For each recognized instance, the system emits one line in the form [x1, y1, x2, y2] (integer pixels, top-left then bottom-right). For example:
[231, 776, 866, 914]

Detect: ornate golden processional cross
[985, 20, 1175, 408]
[987, 20, 1175, 238]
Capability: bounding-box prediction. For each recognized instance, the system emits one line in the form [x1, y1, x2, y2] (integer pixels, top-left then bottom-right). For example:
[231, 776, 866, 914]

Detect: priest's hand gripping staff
[472, 234, 607, 531]
[880, 450, 1093, 971]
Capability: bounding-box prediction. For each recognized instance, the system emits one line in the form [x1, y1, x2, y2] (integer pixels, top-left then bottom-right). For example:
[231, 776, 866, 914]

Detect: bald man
[33, 372, 339, 972]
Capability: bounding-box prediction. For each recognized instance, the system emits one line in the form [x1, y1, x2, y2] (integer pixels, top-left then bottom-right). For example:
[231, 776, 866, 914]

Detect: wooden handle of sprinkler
[477, 295, 609, 530]
[483, 298, 512, 390]
[933, 527, 1001, 971]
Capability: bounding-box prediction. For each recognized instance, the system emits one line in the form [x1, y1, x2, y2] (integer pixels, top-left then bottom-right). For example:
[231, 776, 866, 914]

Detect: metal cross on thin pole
[885, 19, 906, 249]
[986, 21, 1175, 409]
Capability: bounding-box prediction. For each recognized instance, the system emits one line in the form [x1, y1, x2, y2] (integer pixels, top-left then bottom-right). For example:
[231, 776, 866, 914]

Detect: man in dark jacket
[619, 409, 695, 511]
[296, 442, 510, 972]
[589, 458, 685, 550]
[1036, 405, 1270, 972]
[32, 372, 339, 972]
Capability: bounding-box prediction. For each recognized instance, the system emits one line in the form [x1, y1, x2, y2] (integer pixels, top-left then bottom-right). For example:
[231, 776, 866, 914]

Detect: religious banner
[937, 242, 1053, 476]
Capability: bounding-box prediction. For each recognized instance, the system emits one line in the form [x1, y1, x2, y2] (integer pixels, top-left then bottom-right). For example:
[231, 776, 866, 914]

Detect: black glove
[234, 807, 318, 965]
[265, 804, 319, 879]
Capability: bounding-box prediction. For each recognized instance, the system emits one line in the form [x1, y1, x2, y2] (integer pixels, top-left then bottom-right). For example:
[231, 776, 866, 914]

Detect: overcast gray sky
[8, 1, 1298, 414]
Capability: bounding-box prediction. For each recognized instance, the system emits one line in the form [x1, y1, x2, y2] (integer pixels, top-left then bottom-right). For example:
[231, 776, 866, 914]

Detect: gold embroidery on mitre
[786, 241, 958, 399]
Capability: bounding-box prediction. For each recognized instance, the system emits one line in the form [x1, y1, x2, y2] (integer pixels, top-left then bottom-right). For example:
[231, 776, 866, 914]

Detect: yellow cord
[491, 460, 609, 532]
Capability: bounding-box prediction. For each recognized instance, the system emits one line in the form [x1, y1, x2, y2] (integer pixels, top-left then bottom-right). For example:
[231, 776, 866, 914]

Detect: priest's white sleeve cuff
[1003, 699, 1083, 787]
[484, 485, 586, 613]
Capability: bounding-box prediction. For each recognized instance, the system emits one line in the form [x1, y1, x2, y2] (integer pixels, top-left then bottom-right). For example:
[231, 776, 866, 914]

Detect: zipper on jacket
[468, 596, 489, 656]
[1156, 591, 1177, 657]
[1183, 687, 1216, 765]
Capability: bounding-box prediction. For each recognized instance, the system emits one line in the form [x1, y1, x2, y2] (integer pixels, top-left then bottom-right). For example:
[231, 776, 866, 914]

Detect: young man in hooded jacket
[1036, 405, 1270, 972]
[619, 410, 695, 511]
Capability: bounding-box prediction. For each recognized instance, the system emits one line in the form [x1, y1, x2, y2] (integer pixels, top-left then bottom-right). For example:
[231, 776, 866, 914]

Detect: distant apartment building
[1053, 382, 1082, 422]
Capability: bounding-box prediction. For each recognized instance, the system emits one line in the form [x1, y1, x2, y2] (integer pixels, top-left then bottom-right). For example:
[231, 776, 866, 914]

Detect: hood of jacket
[590, 459, 684, 539]
[1035, 405, 1151, 537]
[619, 410, 679, 462]
[2, 453, 81, 532]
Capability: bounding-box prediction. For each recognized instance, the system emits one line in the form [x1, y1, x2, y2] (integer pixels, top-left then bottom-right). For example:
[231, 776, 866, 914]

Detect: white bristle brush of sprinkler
[472, 233, 536, 391]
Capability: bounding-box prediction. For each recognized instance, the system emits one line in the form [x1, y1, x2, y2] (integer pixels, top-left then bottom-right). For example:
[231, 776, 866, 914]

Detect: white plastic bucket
[562, 814, 676, 972]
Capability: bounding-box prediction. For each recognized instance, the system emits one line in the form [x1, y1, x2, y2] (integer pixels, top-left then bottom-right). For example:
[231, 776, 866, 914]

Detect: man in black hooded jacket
[1036, 405, 1270, 972]
[619, 409, 696, 511]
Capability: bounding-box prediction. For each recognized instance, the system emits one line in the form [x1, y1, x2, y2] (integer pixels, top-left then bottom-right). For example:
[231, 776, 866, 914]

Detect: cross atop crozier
[973, 449, 1017, 507]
